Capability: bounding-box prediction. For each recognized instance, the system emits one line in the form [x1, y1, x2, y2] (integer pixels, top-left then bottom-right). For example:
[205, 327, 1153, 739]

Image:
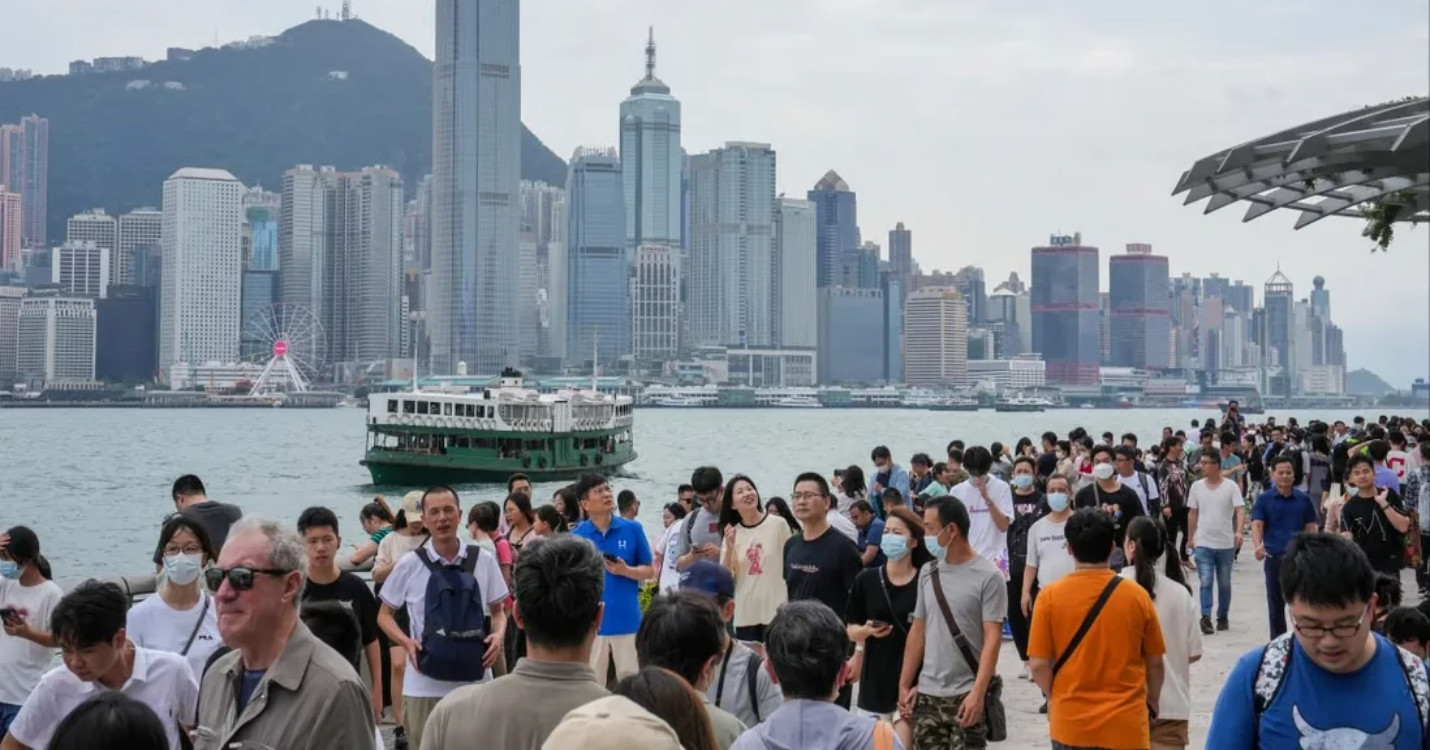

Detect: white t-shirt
[656, 524, 683, 593]
[1025, 516, 1076, 588]
[9, 646, 198, 750]
[826, 509, 859, 544]
[951, 476, 1016, 577]
[1120, 471, 1160, 515]
[1388, 450, 1414, 483]
[125, 591, 223, 683]
[0, 577, 64, 706]
[1188, 478, 1243, 549]
[1119, 566, 1202, 721]
[378, 539, 508, 698]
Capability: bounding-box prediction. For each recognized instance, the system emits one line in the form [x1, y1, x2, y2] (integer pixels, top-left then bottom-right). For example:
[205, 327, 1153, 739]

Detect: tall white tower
[159, 168, 242, 377]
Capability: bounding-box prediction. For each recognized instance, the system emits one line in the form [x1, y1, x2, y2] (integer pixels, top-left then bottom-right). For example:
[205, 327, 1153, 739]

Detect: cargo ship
[361, 368, 636, 485]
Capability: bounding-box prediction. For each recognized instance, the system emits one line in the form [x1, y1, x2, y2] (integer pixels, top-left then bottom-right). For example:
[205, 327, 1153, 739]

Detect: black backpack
[415, 546, 488, 682]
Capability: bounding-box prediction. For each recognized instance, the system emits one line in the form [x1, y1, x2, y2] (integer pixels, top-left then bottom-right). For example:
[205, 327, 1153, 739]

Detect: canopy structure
[1172, 96, 1429, 229]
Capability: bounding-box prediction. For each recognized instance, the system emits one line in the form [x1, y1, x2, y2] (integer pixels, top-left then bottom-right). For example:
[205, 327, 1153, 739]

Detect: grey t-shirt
[913, 556, 1008, 698]
[672, 506, 723, 559]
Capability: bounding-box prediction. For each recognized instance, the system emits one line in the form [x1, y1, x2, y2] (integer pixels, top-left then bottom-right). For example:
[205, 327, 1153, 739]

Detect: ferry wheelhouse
[361, 369, 635, 485]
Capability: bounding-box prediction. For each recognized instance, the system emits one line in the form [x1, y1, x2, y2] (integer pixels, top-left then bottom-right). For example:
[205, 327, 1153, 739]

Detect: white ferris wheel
[243, 303, 326, 395]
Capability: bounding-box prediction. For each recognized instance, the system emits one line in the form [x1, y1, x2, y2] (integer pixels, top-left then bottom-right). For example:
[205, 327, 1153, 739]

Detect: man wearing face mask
[1073, 445, 1145, 558]
[0, 527, 62, 737]
[949, 447, 1015, 577]
[1005, 457, 1048, 682]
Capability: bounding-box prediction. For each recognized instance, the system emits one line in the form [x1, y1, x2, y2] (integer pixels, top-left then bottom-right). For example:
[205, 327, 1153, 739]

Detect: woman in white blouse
[125, 515, 222, 682]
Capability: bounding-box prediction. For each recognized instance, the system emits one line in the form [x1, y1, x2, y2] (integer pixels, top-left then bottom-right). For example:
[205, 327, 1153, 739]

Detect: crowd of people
[1, 406, 1429, 749]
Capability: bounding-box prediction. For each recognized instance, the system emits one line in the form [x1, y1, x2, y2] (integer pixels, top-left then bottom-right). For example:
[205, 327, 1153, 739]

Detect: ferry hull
[362, 451, 637, 486]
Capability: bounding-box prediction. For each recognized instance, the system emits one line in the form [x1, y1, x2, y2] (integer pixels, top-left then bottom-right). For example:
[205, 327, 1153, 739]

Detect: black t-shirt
[844, 566, 918, 714]
[785, 527, 863, 617]
[1007, 490, 1047, 570]
[152, 500, 245, 565]
[1036, 452, 1058, 479]
[1341, 491, 1406, 572]
[302, 572, 380, 646]
[1074, 483, 1145, 544]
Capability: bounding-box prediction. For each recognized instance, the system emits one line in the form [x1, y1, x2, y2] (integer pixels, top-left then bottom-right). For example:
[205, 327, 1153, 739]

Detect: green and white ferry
[361, 368, 636, 485]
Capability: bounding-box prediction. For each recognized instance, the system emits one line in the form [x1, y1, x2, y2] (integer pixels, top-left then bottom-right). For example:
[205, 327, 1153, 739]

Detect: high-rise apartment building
[0, 286, 21, 383]
[279, 164, 334, 315]
[430, 0, 522, 375]
[808, 170, 858, 289]
[325, 167, 405, 366]
[888, 222, 912, 288]
[904, 287, 969, 387]
[17, 294, 96, 387]
[620, 29, 682, 260]
[1108, 242, 1171, 370]
[51, 241, 111, 299]
[0, 191, 19, 271]
[775, 197, 817, 349]
[1030, 232, 1100, 385]
[0, 125, 20, 193]
[159, 168, 242, 375]
[117, 208, 163, 285]
[564, 148, 629, 366]
[631, 244, 679, 361]
[0, 117, 47, 248]
[687, 142, 777, 348]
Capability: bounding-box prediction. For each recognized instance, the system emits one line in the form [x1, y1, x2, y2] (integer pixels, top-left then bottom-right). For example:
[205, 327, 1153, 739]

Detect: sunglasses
[204, 566, 292, 592]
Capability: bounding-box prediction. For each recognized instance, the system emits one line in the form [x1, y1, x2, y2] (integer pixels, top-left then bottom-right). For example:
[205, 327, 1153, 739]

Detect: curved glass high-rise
[620, 29, 683, 255]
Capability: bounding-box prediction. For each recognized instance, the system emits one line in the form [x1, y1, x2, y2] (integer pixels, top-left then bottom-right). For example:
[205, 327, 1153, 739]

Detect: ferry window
[443, 403, 453, 416]
[466, 405, 475, 417]
[418, 401, 429, 415]
[430, 401, 441, 414]
[387, 400, 397, 413]
[403, 400, 415, 414]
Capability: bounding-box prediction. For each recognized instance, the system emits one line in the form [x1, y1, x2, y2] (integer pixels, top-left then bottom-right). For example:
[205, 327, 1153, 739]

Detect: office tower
[430, 0, 522, 375]
[0, 125, 19, 192]
[808, 170, 858, 289]
[117, 208, 163, 285]
[949, 266, 987, 325]
[96, 284, 158, 382]
[327, 167, 406, 366]
[159, 168, 242, 375]
[775, 197, 817, 349]
[883, 275, 904, 384]
[1030, 232, 1100, 385]
[0, 286, 20, 382]
[986, 289, 1028, 358]
[888, 222, 912, 288]
[853, 241, 880, 289]
[279, 165, 334, 314]
[1108, 242, 1171, 369]
[903, 287, 969, 387]
[66, 209, 117, 252]
[1262, 268, 1294, 370]
[240, 269, 277, 360]
[631, 244, 679, 361]
[51, 241, 111, 298]
[1, 116, 48, 248]
[687, 142, 777, 348]
[517, 230, 539, 360]
[565, 148, 629, 365]
[817, 286, 884, 384]
[0, 191, 19, 271]
[17, 295, 96, 386]
[241, 187, 281, 272]
[1310, 275, 1331, 323]
[410, 174, 434, 271]
[620, 29, 682, 259]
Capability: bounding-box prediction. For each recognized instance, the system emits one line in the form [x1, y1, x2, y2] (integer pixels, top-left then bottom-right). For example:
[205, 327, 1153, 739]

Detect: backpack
[746, 652, 765, 723]
[415, 545, 488, 682]
[1251, 632, 1430, 745]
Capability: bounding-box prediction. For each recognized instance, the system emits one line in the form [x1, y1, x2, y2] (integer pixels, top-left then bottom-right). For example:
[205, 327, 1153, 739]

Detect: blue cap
[679, 560, 734, 600]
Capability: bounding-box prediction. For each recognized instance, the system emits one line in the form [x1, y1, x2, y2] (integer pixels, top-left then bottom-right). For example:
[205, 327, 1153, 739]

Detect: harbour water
[1, 406, 1385, 580]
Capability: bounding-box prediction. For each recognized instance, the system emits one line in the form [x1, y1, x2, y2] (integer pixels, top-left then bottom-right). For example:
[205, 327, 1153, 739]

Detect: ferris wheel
[242, 303, 327, 394]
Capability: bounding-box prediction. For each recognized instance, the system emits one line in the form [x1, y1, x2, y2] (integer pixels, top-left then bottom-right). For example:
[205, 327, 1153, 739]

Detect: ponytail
[1125, 517, 1162, 600]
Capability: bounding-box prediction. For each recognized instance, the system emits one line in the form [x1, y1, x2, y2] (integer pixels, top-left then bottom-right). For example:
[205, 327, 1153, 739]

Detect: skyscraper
[775, 197, 817, 349]
[66, 209, 117, 286]
[117, 208, 163, 285]
[279, 164, 333, 314]
[817, 286, 884, 384]
[1263, 268, 1294, 369]
[159, 168, 242, 375]
[888, 222, 912, 287]
[808, 170, 858, 289]
[1108, 242, 1171, 369]
[430, 0, 522, 375]
[51, 241, 111, 299]
[1030, 232, 1100, 385]
[1310, 275, 1331, 322]
[17, 295, 96, 387]
[564, 148, 630, 366]
[631, 244, 679, 361]
[903, 287, 968, 387]
[620, 29, 682, 258]
[0, 191, 19, 271]
[325, 167, 406, 366]
[687, 142, 777, 348]
[0, 116, 48, 249]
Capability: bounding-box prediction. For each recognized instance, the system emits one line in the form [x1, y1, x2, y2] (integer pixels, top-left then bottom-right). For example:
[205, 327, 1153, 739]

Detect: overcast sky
[5, 1, 1429, 387]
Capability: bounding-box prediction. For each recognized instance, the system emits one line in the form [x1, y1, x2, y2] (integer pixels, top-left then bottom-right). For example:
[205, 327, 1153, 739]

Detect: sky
[4, 0, 1429, 387]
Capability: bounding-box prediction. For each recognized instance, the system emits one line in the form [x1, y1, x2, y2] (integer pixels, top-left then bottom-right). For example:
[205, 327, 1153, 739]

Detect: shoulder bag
[929, 564, 1007, 742]
[1051, 576, 1122, 675]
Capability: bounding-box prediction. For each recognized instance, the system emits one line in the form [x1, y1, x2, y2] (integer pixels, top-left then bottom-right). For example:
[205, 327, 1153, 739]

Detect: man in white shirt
[1187, 452, 1245, 636]
[3, 580, 198, 750]
[378, 487, 509, 750]
[0, 527, 62, 736]
[1114, 445, 1160, 515]
[949, 447, 1014, 577]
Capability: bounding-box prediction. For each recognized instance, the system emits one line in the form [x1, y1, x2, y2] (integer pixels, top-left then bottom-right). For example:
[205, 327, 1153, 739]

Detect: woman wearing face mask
[719, 475, 791, 643]
[124, 515, 222, 682]
[1020, 474, 1077, 714]
[844, 508, 933, 750]
[1006, 456, 1048, 680]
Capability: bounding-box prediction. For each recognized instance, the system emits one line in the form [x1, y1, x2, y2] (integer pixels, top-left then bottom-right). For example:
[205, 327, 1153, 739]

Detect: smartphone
[0, 607, 17, 623]
[602, 553, 619, 563]
[869, 620, 890, 629]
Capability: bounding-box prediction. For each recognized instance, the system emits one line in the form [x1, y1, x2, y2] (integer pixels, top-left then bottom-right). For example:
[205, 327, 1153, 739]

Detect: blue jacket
[867, 463, 910, 515]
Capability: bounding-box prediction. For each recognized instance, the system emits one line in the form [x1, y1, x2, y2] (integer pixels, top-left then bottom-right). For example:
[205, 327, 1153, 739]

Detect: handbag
[929, 565, 1006, 742]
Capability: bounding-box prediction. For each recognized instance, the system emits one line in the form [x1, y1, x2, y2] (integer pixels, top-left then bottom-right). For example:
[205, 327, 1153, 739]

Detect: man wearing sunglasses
[192, 517, 375, 750]
[1207, 533, 1430, 748]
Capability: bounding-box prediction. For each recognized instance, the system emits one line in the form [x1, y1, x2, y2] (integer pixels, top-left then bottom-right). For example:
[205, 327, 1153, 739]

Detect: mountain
[0, 19, 568, 240]
[1347, 368, 1395, 395]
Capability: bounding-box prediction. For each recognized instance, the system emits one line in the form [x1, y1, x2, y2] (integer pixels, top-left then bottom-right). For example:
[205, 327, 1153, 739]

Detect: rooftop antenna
[645, 27, 656, 79]
[341, 0, 352, 21]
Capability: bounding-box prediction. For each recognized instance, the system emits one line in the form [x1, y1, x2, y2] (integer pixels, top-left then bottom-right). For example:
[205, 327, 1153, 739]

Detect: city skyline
[0, 1, 1427, 385]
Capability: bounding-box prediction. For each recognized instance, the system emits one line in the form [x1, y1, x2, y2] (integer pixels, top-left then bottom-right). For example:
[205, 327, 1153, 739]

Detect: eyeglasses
[791, 491, 824, 502]
[1292, 604, 1369, 639]
[162, 545, 203, 557]
[204, 566, 292, 593]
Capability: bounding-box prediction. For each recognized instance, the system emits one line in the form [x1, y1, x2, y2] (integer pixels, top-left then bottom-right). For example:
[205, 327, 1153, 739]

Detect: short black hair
[1385, 607, 1430, 646]
[1376, 572, 1404, 609]
[156, 515, 216, 562]
[911, 452, 932, 469]
[1113, 444, 1137, 461]
[513, 536, 605, 648]
[301, 600, 361, 670]
[47, 692, 169, 750]
[989, 442, 1004, 457]
[793, 471, 830, 497]
[691, 466, 724, 494]
[1040, 431, 1058, 446]
[871, 445, 891, 461]
[1121, 432, 1139, 445]
[1280, 533, 1375, 609]
[1012, 455, 1036, 471]
[617, 489, 639, 514]
[677, 484, 695, 496]
[927, 496, 971, 539]
[1347, 453, 1375, 474]
[171, 474, 205, 500]
[1220, 431, 1238, 447]
[881, 487, 905, 507]
[636, 591, 725, 687]
[421, 484, 461, 509]
[946, 447, 965, 464]
[849, 499, 874, 515]
[50, 580, 127, 650]
[961, 446, 992, 475]
[573, 473, 609, 502]
[1089, 444, 1114, 462]
[765, 600, 847, 701]
[1267, 454, 1297, 473]
[296, 506, 340, 536]
[1065, 509, 1116, 564]
[467, 501, 501, 533]
[507, 473, 531, 491]
[1366, 440, 1390, 462]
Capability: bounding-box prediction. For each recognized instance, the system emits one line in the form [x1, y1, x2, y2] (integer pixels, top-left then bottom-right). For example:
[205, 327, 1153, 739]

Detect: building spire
[645, 27, 656, 80]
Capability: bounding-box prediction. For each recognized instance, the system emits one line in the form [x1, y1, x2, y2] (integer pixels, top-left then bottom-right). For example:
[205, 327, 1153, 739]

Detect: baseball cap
[679, 560, 734, 601]
[542, 696, 681, 750]
[400, 491, 423, 519]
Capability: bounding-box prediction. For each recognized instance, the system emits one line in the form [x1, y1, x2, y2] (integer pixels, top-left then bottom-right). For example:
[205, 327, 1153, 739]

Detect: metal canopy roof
[1172, 97, 1429, 229]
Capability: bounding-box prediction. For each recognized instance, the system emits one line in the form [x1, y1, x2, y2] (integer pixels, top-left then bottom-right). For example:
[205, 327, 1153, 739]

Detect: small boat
[650, 394, 706, 408]
[994, 395, 1049, 413]
[773, 394, 823, 408]
[929, 398, 980, 412]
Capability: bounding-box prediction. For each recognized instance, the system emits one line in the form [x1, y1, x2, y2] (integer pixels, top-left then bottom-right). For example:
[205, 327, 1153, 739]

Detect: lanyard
[713, 640, 735, 708]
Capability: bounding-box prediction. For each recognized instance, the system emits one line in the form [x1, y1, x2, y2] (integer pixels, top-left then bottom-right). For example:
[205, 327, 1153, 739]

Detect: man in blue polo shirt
[571, 473, 653, 683]
[1251, 455, 1320, 638]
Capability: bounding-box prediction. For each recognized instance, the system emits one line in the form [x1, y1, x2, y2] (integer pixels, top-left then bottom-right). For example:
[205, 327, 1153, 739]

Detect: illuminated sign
[1048, 232, 1082, 247]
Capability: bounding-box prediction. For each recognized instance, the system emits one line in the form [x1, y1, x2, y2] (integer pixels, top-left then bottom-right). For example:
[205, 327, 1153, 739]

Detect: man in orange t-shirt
[1028, 509, 1166, 749]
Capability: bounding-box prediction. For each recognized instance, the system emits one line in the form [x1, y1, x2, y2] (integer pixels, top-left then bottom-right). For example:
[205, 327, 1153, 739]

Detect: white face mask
[1092, 463, 1116, 481]
[164, 553, 204, 586]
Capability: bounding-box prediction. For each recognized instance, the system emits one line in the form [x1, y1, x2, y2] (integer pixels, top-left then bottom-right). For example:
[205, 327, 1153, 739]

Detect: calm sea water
[0, 406, 1390, 580]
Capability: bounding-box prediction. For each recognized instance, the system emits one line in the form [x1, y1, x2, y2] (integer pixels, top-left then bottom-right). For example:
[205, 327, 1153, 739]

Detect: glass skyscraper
[620, 29, 682, 256]
[808, 170, 858, 289]
[1030, 234, 1100, 385]
[687, 143, 777, 348]
[564, 148, 629, 367]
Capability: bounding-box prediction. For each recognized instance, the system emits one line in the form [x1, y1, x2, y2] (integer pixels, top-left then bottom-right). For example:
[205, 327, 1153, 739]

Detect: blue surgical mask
[1047, 492, 1070, 512]
[880, 535, 910, 561]
[1011, 474, 1034, 490]
[0, 560, 19, 580]
[923, 532, 945, 560]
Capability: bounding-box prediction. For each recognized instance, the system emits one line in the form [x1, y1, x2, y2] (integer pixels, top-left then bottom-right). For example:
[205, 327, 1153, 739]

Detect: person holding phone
[0, 526, 63, 737]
